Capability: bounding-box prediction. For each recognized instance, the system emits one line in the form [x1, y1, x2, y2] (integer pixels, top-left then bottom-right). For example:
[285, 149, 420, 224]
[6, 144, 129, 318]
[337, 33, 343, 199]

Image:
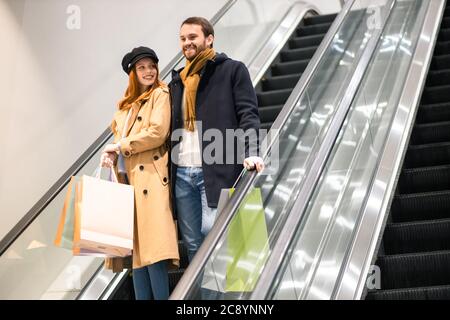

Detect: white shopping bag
[73, 168, 134, 257]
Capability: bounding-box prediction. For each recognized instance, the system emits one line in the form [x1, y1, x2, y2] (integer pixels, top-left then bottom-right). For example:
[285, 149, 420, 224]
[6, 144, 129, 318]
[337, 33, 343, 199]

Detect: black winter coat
[168, 53, 260, 210]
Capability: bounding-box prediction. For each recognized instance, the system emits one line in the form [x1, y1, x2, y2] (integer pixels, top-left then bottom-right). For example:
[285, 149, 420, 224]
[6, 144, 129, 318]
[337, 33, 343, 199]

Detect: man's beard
[184, 42, 208, 61]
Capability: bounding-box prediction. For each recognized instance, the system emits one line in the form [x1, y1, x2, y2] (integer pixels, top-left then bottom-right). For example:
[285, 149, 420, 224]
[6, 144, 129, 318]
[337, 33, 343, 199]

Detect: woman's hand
[100, 152, 117, 168]
[103, 143, 120, 154]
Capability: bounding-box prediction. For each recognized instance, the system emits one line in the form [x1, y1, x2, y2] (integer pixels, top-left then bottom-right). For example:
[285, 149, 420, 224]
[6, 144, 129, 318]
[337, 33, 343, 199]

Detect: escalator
[170, 0, 388, 300]
[257, 13, 336, 130]
[171, 0, 447, 301]
[0, 0, 342, 300]
[366, 2, 450, 300]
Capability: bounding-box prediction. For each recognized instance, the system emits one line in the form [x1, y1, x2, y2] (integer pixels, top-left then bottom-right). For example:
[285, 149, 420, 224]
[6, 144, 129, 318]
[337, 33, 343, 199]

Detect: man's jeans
[176, 167, 218, 262]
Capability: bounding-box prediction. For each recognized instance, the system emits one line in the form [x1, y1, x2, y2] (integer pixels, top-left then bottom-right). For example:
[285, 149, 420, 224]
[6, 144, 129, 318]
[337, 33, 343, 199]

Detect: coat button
[124, 151, 130, 156]
[163, 177, 168, 183]
[143, 189, 148, 195]
[139, 165, 144, 171]
[137, 116, 142, 121]
[153, 155, 159, 161]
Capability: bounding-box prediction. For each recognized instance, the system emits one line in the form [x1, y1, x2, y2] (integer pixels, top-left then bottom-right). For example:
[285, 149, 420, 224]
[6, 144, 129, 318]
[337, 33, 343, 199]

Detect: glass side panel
[270, 0, 429, 300]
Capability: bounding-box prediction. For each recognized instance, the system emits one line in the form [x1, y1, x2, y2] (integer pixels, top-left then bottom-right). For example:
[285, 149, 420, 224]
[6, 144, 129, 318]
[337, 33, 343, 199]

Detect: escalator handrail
[333, 0, 446, 300]
[0, 0, 238, 257]
[169, 0, 359, 300]
[249, 0, 398, 300]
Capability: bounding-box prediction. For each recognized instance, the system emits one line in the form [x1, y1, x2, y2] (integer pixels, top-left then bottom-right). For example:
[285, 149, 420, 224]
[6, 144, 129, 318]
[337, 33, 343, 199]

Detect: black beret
[121, 46, 159, 74]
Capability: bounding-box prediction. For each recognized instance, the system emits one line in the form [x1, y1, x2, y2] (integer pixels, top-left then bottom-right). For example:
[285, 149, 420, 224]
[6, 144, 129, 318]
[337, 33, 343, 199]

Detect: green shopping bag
[225, 187, 269, 292]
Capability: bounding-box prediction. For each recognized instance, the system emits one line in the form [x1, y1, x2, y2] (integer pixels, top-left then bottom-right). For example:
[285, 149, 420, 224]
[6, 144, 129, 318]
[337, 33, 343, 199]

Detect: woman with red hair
[101, 47, 179, 300]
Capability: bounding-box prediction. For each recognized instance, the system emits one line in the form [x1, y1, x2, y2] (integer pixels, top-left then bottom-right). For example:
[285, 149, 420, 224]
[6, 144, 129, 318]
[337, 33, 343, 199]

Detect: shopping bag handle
[93, 166, 118, 183]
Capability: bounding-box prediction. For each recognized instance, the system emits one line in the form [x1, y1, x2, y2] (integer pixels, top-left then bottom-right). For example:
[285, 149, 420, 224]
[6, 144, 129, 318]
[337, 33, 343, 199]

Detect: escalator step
[442, 17, 450, 29]
[259, 105, 284, 123]
[416, 102, 450, 124]
[391, 190, 450, 222]
[296, 22, 332, 37]
[410, 121, 450, 145]
[438, 28, 450, 42]
[271, 59, 310, 76]
[289, 34, 325, 49]
[257, 88, 292, 106]
[169, 268, 185, 293]
[261, 74, 302, 91]
[404, 142, 450, 168]
[280, 47, 317, 62]
[425, 69, 450, 87]
[376, 251, 450, 290]
[398, 164, 450, 194]
[383, 218, 450, 255]
[434, 40, 450, 56]
[430, 54, 450, 70]
[420, 84, 450, 105]
[366, 285, 450, 300]
[261, 122, 273, 131]
[303, 13, 337, 26]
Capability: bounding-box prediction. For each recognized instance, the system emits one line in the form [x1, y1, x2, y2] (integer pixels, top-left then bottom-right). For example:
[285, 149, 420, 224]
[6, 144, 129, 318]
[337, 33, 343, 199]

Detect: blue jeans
[176, 167, 218, 262]
[132, 260, 169, 300]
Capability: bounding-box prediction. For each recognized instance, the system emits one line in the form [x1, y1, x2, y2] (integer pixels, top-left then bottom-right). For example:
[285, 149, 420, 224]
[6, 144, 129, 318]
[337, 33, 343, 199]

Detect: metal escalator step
[271, 59, 310, 76]
[442, 17, 450, 29]
[404, 142, 450, 168]
[430, 54, 450, 70]
[260, 122, 273, 131]
[296, 22, 332, 37]
[366, 284, 450, 300]
[445, 7, 450, 18]
[169, 268, 186, 293]
[261, 74, 302, 91]
[257, 88, 292, 107]
[410, 121, 450, 145]
[289, 34, 325, 49]
[398, 165, 450, 194]
[375, 251, 450, 290]
[391, 190, 450, 222]
[383, 218, 450, 255]
[416, 102, 450, 123]
[280, 47, 317, 62]
[425, 68, 450, 86]
[420, 84, 450, 105]
[434, 40, 450, 56]
[303, 13, 337, 26]
[259, 105, 284, 123]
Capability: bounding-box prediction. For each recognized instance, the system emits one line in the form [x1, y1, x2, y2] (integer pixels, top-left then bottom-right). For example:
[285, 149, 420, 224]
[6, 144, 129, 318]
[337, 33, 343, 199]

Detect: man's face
[180, 23, 213, 61]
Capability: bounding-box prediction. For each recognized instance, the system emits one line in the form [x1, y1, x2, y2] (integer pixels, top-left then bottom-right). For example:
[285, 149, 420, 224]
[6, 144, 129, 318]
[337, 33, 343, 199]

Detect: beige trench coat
[105, 86, 179, 272]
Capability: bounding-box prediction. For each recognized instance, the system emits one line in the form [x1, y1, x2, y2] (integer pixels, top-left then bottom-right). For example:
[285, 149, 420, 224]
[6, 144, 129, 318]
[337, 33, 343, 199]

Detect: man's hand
[243, 156, 265, 173]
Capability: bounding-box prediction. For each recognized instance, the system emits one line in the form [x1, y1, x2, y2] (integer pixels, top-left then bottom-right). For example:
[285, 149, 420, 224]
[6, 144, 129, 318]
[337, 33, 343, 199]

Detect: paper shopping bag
[225, 187, 269, 292]
[54, 176, 80, 250]
[73, 175, 134, 257]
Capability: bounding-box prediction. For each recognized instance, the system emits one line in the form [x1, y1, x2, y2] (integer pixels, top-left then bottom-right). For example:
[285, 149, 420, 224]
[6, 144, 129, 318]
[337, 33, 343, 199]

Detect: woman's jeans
[132, 260, 169, 300]
[175, 167, 218, 262]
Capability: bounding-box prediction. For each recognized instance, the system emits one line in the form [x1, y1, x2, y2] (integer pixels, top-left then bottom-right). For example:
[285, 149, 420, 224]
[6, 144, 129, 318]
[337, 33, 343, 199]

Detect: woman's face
[135, 57, 157, 91]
